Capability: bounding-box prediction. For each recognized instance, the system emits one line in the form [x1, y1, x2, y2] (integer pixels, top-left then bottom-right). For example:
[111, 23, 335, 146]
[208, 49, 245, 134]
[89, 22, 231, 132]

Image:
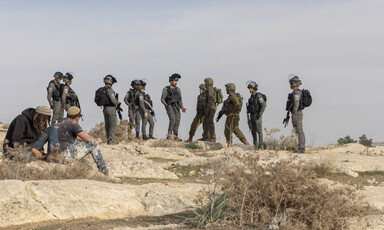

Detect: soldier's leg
[135, 110, 141, 134]
[250, 115, 258, 146]
[139, 110, 148, 138]
[256, 117, 263, 145]
[189, 114, 201, 137]
[147, 113, 155, 137]
[232, 114, 248, 144]
[103, 108, 110, 140]
[206, 107, 216, 140]
[224, 116, 232, 143]
[201, 115, 208, 139]
[173, 108, 181, 137]
[105, 107, 117, 143]
[292, 111, 305, 151]
[58, 101, 64, 122]
[166, 106, 176, 135]
[51, 100, 62, 125]
[128, 107, 135, 130]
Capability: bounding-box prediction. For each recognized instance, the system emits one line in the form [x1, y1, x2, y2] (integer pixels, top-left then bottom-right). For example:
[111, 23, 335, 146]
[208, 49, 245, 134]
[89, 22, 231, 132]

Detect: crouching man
[56, 106, 109, 175]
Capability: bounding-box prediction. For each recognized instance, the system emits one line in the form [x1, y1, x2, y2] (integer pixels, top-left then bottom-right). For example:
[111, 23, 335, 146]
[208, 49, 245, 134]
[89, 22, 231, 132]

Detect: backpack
[300, 89, 312, 108]
[213, 87, 223, 104]
[94, 87, 109, 106]
[256, 93, 267, 104]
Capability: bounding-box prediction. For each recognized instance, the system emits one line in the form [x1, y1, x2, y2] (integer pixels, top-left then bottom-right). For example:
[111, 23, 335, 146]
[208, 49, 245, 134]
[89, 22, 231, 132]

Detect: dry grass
[264, 128, 298, 151]
[88, 120, 134, 143]
[212, 155, 374, 229]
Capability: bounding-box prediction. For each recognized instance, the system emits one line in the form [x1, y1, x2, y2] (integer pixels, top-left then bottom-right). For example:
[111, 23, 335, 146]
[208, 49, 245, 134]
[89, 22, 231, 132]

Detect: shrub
[337, 135, 357, 145]
[88, 120, 133, 143]
[264, 128, 298, 151]
[185, 142, 203, 150]
[359, 134, 372, 147]
[215, 156, 373, 229]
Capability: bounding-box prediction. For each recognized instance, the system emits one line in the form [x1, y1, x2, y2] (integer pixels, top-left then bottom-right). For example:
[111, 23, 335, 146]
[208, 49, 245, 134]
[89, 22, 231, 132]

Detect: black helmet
[169, 73, 181, 82]
[63, 73, 73, 83]
[104, 75, 117, 85]
[53, 72, 63, 79]
[247, 81, 258, 90]
[131, 80, 141, 87]
[140, 80, 147, 87]
[289, 76, 301, 87]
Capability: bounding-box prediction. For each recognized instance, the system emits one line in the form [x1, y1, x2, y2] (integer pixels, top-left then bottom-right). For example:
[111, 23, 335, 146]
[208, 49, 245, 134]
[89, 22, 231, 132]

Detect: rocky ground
[1, 129, 384, 229]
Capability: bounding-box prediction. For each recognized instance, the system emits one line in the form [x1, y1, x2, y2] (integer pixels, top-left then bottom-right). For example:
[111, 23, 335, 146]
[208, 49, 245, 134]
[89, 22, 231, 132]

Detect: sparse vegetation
[185, 142, 203, 150]
[359, 134, 372, 147]
[306, 160, 335, 178]
[264, 128, 298, 151]
[88, 120, 133, 143]
[337, 135, 357, 145]
[210, 156, 373, 229]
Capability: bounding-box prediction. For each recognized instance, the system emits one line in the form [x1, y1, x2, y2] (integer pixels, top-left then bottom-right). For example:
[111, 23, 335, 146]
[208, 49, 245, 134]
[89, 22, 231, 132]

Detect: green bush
[337, 135, 356, 145]
[359, 134, 372, 147]
[185, 142, 203, 150]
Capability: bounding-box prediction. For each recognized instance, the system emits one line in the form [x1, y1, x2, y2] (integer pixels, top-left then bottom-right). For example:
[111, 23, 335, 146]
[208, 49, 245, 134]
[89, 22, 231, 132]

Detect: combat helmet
[140, 80, 147, 87]
[225, 83, 236, 91]
[169, 73, 181, 82]
[63, 73, 73, 83]
[199, 83, 206, 90]
[247, 81, 258, 90]
[53, 72, 63, 79]
[204, 77, 213, 85]
[289, 76, 302, 87]
[104, 75, 117, 85]
[131, 80, 141, 88]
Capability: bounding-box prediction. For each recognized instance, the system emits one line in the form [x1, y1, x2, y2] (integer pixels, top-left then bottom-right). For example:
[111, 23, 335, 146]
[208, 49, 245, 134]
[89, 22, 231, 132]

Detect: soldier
[100, 75, 120, 145]
[61, 73, 80, 111]
[200, 77, 217, 142]
[161, 73, 186, 141]
[286, 76, 306, 153]
[137, 80, 156, 140]
[246, 81, 266, 148]
[187, 84, 207, 142]
[124, 80, 142, 138]
[47, 72, 64, 125]
[216, 83, 250, 146]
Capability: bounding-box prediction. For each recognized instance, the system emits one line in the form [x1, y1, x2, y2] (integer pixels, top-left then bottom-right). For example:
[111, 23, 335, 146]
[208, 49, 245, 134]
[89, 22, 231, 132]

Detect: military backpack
[94, 87, 109, 107]
[213, 87, 223, 104]
[300, 89, 312, 108]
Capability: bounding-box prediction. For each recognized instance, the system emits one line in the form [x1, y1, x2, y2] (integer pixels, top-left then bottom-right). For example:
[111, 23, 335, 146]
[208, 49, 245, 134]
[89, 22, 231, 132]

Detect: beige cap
[35, 106, 51, 116]
[67, 106, 81, 116]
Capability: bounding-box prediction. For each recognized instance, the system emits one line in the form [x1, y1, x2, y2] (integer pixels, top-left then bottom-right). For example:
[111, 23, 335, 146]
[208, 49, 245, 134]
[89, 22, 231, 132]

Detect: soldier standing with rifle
[124, 80, 142, 139]
[61, 73, 80, 111]
[283, 76, 306, 153]
[200, 77, 217, 142]
[161, 73, 186, 141]
[47, 72, 64, 125]
[187, 84, 207, 142]
[246, 81, 266, 149]
[136, 80, 156, 140]
[216, 83, 250, 146]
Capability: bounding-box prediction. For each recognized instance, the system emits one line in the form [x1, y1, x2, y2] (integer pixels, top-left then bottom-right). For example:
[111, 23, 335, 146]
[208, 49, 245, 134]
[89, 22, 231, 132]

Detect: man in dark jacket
[3, 106, 62, 162]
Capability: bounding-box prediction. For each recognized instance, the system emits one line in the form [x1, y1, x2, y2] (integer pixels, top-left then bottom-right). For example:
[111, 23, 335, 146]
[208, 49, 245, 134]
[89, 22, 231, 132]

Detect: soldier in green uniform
[161, 73, 186, 141]
[124, 80, 142, 138]
[47, 72, 64, 125]
[216, 83, 250, 146]
[200, 77, 217, 142]
[102, 75, 120, 145]
[246, 81, 266, 148]
[287, 76, 305, 153]
[61, 73, 80, 111]
[136, 80, 156, 140]
[187, 84, 207, 142]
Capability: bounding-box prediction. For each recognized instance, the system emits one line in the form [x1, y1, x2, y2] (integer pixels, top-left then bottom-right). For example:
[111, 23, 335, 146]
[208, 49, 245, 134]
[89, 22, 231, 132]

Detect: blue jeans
[62, 140, 107, 172]
[22, 126, 60, 161]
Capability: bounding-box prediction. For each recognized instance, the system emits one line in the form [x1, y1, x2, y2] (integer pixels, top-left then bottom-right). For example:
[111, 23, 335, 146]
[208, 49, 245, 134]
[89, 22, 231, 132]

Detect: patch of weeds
[185, 142, 203, 150]
[264, 128, 298, 151]
[166, 165, 204, 177]
[149, 140, 178, 148]
[89, 120, 133, 143]
[306, 160, 335, 178]
[357, 171, 384, 176]
[185, 191, 227, 228]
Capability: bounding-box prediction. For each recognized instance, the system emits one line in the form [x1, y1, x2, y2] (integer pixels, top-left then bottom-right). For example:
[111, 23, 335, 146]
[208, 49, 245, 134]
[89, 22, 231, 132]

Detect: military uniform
[289, 88, 305, 152]
[188, 87, 207, 140]
[136, 90, 155, 139]
[161, 85, 184, 139]
[47, 73, 64, 125]
[247, 92, 266, 147]
[202, 86, 216, 141]
[61, 84, 80, 111]
[222, 91, 247, 144]
[124, 88, 141, 135]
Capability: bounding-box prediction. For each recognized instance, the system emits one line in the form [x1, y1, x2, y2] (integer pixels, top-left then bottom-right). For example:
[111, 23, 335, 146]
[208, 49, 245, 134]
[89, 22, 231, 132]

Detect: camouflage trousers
[103, 106, 117, 142]
[292, 111, 305, 150]
[62, 140, 107, 172]
[188, 113, 204, 137]
[51, 100, 64, 125]
[202, 107, 216, 140]
[224, 114, 247, 144]
[128, 106, 141, 132]
[250, 114, 263, 146]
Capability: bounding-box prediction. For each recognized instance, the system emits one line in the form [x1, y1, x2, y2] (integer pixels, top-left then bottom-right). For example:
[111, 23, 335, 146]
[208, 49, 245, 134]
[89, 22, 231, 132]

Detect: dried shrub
[264, 128, 298, 151]
[306, 160, 335, 178]
[149, 139, 184, 148]
[88, 120, 133, 143]
[216, 156, 373, 229]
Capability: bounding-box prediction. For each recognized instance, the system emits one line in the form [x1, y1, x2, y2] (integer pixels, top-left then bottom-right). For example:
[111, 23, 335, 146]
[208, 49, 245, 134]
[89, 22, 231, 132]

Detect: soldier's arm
[230, 93, 241, 113]
[178, 88, 184, 108]
[123, 91, 130, 106]
[47, 83, 54, 107]
[292, 90, 301, 113]
[138, 93, 148, 113]
[161, 87, 168, 106]
[258, 95, 266, 116]
[61, 86, 69, 108]
[107, 88, 120, 106]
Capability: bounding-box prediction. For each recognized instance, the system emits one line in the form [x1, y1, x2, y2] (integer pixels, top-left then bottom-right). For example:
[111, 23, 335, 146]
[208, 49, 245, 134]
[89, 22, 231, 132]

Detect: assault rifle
[116, 93, 123, 121]
[246, 103, 252, 132]
[144, 100, 156, 122]
[283, 96, 294, 128]
[216, 111, 223, 122]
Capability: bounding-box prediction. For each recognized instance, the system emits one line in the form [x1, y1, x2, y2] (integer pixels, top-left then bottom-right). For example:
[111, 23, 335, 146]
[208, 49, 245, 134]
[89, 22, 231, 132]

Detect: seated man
[56, 106, 108, 175]
[3, 105, 62, 161]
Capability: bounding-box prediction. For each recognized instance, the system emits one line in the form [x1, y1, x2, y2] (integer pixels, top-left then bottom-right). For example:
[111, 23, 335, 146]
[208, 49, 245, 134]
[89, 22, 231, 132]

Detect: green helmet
[289, 76, 302, 87]
[204, 77, 213, 85]
[199, 83, 206, 90]
[225, 83, 236, 91]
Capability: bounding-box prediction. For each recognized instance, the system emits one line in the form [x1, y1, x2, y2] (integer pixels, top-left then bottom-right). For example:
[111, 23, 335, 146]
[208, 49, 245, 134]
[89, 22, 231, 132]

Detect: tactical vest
[197, 94, 206, 111]
[47, 80, 61, 101]
[144, 93, 153, 110]
[223, 93, 243, 115]
[102, 86, 115, 107]
[286, 89, 303, 111]
[61, 84, 79, 106]
[165, 86, 181, 105]
[247, 93, 264, 114]
[127, 89, 135, 104]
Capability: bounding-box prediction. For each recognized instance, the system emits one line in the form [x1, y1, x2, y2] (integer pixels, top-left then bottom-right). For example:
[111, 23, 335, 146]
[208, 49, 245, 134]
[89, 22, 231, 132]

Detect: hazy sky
[1, 0, 383, 145]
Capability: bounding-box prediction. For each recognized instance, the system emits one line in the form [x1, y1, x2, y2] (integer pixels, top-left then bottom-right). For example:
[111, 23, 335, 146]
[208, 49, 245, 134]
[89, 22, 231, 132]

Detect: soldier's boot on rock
[207, 138, 216, 142]
[198, 138, 207, 141]
[187, 135, 193, 142]
[135, 132, 140, 139]
[107, 140, 118, 145]
[166, 132, 173, 140]
[173, 134, 182, 142]
[149, 135, 156, 139]
[142, 135, 149, 140]
[294, 149, 305, 154]
[46, 149, 69, 164]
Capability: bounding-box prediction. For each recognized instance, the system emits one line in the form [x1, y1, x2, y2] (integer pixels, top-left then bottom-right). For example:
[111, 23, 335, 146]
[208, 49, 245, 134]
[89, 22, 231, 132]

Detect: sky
[0, 0, 383, 146]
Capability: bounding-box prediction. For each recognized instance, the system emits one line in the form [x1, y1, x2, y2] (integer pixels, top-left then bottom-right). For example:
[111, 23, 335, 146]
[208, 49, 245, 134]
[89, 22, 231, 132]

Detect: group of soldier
[46, 72, 307, 153]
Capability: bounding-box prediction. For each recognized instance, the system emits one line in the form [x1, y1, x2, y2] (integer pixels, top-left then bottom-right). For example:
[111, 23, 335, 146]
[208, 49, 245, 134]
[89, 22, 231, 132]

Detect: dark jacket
[3, 108, 39, 151]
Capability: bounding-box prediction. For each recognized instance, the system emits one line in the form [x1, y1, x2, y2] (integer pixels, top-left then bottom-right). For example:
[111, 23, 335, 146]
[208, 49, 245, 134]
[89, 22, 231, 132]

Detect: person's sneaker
[46, 150, 69, 164]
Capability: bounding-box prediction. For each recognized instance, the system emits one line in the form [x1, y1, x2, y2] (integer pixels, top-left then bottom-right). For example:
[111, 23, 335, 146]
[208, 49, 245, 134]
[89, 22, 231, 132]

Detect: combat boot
[166, 132, 173, 140]
[294, 149, 305, 154]
[46, 149, 69, 164]
[243, 140, 251, 146]
[173, 134, 182, 142]
[135, 132, 140, 139]
[187, 135, 193, 142]
[143, 135, 149, 140]
[149, 135, 156, 139]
